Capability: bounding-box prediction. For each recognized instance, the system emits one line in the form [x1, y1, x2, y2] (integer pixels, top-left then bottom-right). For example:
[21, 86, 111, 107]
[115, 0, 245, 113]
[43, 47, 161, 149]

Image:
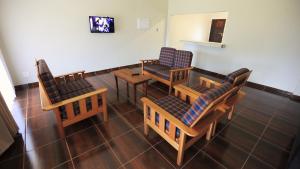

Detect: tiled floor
[0, 69, 299, 169]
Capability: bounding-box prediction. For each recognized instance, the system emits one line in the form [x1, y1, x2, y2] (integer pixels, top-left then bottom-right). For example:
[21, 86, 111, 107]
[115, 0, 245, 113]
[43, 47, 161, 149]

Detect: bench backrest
[158, 47, 193, 68]
[173, 50, 193, 68]
[36, 59, 61, 103]
[181, 82, 236, 127]
[159, 47, 176, 67]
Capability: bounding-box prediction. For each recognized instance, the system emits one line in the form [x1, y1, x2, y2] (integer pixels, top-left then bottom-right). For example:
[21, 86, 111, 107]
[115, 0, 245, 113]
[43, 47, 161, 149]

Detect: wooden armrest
[170, 67, 193, 72]
[174, 84, 202, 98]
[199, 76, 222, 87]
[55, 70, 85, 78]
[42, 88, 107, 111]
[141, 97, 198, 137]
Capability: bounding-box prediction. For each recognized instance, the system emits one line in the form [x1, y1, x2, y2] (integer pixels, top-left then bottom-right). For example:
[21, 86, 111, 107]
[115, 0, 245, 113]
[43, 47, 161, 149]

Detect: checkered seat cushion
[153, 95, 191, 138]
[153, 95, 191, 120]
[173, 50, 193, 68]
[159, 47, 176, 67]
[144, 64, 171, 80]
[37, 59, 62, 103]
[181, 82, 233, 126]
[224, 68, 250, 85]
[58, 79, 92, 95]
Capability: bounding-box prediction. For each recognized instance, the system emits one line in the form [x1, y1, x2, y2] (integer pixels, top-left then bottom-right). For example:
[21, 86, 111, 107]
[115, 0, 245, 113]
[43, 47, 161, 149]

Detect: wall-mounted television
[89, 16, 115, 33]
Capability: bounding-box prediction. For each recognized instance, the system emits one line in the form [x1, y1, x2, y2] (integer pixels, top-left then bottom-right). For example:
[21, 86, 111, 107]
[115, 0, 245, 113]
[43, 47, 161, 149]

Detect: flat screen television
[89, 16, 115, 33]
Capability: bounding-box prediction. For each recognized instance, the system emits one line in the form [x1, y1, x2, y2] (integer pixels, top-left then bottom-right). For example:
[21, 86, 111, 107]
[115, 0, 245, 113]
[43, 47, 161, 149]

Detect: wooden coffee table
[113, 68, 151, 104]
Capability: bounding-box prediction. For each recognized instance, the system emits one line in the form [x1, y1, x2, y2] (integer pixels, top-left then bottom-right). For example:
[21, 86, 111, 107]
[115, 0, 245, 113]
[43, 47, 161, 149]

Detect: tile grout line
[93, 121, 124, 168]
[228, 121, 291, 153]
[107, 97, 176, 169]
[64, 138, 76, 169]
[23, 85, 29, 169]
[216, 135, 276, 169]
[240, 109, 277, 169]
[181, 114, 241, 169]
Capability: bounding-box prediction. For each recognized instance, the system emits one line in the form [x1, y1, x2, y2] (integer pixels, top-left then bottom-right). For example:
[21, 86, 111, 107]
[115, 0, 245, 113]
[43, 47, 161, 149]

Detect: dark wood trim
[14, 63, 140, 91]
[192, 67, 297, 101]
[14, 65, 299, 102]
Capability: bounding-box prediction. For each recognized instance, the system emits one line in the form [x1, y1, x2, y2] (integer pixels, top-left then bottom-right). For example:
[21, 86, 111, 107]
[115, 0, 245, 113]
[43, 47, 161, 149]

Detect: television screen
[89, 16, 115, 33]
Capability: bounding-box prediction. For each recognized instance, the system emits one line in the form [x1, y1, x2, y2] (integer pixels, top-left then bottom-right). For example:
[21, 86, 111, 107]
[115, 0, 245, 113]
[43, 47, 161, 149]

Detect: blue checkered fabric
[153, 95, 190, 120]
[181, 82, 232, 126]
[224, 68, 249, 84]
[159, 47, 176, 67]
[153, 95, 190, 139]
[173, 50, 193, 68]
[37, 59, 62, 103]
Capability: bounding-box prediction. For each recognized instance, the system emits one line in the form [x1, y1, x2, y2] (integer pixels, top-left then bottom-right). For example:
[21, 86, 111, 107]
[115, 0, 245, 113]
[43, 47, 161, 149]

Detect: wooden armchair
[36, 59, 108, 137]
[175, 68, 252, 136]
[141, 82, 239, 166]
[141, 47, 193, 94]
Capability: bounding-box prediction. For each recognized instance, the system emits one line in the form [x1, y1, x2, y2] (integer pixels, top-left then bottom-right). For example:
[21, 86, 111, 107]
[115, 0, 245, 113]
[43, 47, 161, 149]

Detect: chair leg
[168, 86, 172, 95]
[206, 123, 214, 140]
[211, 121, 217, 137]
[102, 93, 108, 122]
[144, 123, 149, 136]
[54, 109, 65, 138]
[227, 106, 235, 120]
[143, 104, 149, 136]
[177, 133, 187, 166]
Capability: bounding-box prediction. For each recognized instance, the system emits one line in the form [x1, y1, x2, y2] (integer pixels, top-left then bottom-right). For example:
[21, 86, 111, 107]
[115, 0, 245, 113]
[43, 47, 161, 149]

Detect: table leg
[145, 81, 148, 96]
[134, 84, 137, 104]
[115, 76, 119, 100]
[126, 82, 129, 98]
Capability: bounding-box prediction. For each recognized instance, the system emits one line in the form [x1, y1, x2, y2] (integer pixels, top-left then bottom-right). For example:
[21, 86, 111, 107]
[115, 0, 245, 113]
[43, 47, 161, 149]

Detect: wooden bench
[36, 59, 108, 137]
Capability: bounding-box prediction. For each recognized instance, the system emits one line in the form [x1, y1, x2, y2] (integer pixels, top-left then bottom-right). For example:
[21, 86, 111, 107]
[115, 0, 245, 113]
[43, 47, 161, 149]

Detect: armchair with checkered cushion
[175, 68, 251, 136]
[36, 59, 108, 137]
[141, 82, 241, 166]
[141, 47, 193, 94]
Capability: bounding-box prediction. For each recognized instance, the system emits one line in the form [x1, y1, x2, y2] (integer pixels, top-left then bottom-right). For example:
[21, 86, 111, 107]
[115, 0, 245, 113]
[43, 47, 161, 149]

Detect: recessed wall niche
[168, 11, 228, 48]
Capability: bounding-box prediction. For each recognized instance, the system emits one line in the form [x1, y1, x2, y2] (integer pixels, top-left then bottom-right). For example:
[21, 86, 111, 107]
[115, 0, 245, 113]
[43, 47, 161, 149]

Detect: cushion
[224, 68, 250, 85]
[37, 59, 62, 103]
[181, 82, 232, 126]
[153, 95, 191, 120]
[144, 64, 171, 80]
[144, 64, 170, 73]
[58, 79, 93, 95]
[173, 50, 193, 68]
[159, 47, 176, 67]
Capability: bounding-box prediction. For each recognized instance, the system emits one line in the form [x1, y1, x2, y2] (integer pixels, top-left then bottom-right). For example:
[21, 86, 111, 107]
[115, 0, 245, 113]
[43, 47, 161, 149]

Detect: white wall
[167, 0, 300, 94]
[0, 0, 168, 85]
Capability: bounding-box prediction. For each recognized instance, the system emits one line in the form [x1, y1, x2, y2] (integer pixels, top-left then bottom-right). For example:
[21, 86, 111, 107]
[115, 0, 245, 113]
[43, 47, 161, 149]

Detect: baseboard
[192, 67, 297, 101]
[14, 63, 140, 91]
[14, 64, 299, 102]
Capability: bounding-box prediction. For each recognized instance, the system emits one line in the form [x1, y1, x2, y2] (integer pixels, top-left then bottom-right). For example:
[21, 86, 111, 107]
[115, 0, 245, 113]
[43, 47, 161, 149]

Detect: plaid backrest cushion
[224, 68, 250, 85]
[173, 50, 193, 68]
[159, 47, 176, 67]
[37, 59, 61, 103]
[181, 82, 232, 126]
